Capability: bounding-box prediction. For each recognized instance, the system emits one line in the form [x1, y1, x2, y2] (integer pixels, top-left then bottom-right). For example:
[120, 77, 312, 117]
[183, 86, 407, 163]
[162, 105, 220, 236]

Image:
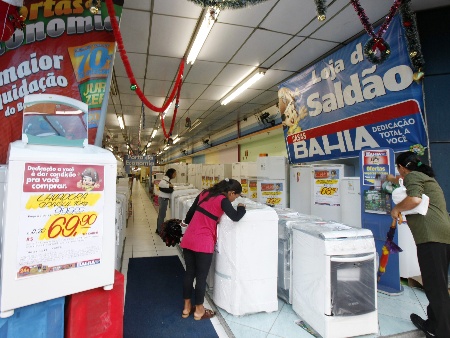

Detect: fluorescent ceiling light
[151, 129, 157, 138]
[173, 135, 180, 144]
[117, 115, 124, 129]
[163, 145, 169, 151]
[190, 119, 202, 130]
[221, 68, 267, 105]
[186, 7, 220, 65]
[147, 141, 151, 147]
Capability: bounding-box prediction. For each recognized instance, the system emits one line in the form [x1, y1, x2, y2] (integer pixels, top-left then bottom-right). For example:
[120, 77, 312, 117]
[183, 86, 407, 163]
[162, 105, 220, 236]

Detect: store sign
[124, 155, 155, 173]
[279, 16, 427, 163]
[17, 163, 105, 278]
[0, 0, 124, 164]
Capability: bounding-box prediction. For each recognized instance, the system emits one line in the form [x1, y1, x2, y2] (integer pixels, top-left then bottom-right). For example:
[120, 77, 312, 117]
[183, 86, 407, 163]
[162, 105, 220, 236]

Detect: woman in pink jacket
[180, 178, 246, 320]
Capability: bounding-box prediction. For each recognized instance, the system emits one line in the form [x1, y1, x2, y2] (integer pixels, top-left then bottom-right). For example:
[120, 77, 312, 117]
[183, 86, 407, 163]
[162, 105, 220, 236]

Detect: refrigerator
[289, 165, 312, 215]
[240, 162, 257, 201]
[231, 162, 241, 183]
[256, 156, 289, 208]
[213, 164, 232, 185]
[340, 177, 362, 228]
[310, 165, 354, 221]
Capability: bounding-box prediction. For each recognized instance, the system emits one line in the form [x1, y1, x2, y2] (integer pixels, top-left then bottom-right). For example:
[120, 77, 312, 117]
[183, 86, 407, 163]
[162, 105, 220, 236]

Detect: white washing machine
[291, 220, 378, 338]
[213, 200, 278, 316]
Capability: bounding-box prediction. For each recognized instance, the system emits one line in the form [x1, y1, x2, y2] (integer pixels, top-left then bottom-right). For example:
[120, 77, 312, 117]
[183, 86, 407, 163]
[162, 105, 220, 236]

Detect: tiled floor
[121, 181, 428, 338]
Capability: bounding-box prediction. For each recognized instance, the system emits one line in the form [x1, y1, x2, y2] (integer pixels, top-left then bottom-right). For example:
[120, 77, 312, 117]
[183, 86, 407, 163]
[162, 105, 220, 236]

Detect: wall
[205, 146, 238, 164]
[239, 130, 286, 162]
[417, 6, 450, 208]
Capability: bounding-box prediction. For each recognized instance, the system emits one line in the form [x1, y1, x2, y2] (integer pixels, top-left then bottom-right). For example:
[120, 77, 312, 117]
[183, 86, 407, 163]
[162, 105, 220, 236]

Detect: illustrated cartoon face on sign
[77, 168, 101, 191]
[278, 87, 308, 136]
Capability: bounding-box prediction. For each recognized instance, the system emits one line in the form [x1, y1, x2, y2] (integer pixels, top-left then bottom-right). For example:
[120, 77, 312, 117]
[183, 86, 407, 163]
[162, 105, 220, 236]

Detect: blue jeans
[157, 197, 169, 232]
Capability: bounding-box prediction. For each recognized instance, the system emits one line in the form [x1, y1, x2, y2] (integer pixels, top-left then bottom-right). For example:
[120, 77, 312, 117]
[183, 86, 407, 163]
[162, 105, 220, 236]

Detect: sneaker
[410, 313, 436, 337]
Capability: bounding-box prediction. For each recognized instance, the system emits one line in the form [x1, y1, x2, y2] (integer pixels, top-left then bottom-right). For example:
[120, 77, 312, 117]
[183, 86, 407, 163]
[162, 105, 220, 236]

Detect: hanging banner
[18, 163, 105, 278]
[0, 0, 124, 164]
[124, 155, 155, 174]
[279, 15, 427, 164]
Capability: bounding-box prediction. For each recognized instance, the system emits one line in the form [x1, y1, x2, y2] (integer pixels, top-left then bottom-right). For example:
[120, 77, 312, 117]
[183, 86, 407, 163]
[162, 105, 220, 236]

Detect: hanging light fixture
[187, 0, 269, 10]
[221, 68, 266, 105]
[186, 7, 220, 65]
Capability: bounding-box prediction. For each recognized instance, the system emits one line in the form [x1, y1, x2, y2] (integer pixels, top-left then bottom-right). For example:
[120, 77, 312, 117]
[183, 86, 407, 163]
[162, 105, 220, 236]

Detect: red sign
[0, 0, 124, 163]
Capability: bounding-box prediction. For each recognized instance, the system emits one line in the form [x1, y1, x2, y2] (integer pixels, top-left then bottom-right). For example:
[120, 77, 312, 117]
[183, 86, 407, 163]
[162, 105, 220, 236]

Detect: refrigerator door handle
[330, 253, 374, 263]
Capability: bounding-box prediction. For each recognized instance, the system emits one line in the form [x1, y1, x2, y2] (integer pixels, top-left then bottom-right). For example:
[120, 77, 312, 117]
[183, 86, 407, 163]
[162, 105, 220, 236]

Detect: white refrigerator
[256, 156, 289, 208]
[289, 165, 312, 215]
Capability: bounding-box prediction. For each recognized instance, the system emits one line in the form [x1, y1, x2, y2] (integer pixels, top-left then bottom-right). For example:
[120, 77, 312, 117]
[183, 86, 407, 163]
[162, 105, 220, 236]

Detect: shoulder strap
[194, 192, 222, 222]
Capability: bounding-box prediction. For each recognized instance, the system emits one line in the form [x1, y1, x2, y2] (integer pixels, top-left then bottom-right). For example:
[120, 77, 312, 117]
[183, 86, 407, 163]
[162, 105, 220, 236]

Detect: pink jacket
[180, 192, 225, 253]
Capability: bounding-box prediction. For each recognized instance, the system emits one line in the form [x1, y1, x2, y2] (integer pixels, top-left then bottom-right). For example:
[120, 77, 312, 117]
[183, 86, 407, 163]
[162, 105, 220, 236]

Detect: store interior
[0, 0, 450, 337]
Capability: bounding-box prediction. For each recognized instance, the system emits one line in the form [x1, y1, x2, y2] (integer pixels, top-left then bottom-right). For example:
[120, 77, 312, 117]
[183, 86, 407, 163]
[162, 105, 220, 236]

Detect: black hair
[165, 168, 176, 178]
[203, 178, 242, 202]
[396, 151, 434, 178]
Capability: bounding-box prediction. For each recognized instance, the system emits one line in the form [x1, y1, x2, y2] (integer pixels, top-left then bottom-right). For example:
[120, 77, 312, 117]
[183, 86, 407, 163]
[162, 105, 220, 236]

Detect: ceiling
[105, 0, 447, 159]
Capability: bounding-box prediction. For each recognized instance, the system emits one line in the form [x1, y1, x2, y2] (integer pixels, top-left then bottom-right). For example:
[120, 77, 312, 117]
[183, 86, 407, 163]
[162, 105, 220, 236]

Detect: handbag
[391, 178, 429, 215]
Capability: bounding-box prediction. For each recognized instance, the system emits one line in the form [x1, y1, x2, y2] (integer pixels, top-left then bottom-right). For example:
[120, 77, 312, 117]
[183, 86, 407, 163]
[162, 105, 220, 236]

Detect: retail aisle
[121, 181, 427, 338]
[121, 180, 229, 337]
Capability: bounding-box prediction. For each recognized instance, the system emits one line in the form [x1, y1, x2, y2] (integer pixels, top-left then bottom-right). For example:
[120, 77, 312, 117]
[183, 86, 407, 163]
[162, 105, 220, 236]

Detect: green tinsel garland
[187, 0, 269, 10]
[399, 0, 425, 72]
[314, 0, 327, 21]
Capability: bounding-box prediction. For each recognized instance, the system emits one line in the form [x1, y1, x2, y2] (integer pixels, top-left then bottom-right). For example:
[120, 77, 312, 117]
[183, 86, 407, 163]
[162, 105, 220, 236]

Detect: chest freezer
[0, 141, 117, 317]
[213, 200, 279, 316]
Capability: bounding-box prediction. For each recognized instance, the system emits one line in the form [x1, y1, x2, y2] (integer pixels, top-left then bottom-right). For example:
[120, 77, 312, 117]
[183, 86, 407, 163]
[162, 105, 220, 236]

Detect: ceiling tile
[217, 0, 277, 26]
[123, 1, 151, 11]
[184, 60, 225, 84]
[116, 77, 144, 94]
[196, 23, 254, 63]
[179, 83, 208, 99]
[271, 38, 338, 72]
[189, 99, 216, 111]
[113, 53, 148, 78]
[231, 29, 292, 66]
[153, 0, 201, 18]
[261, 36, 305, 69]
[146, 56, 184, 81]
[120, 9, 150, 54]
[198, 85, 231, 101]
[143, 79, 174, 97]
[211, 64, 257, 86]
[119, 94, 145, 107]
[260, 0, 316, 35]
[249, 91, 277, 105]
[150, 14, 197, 57]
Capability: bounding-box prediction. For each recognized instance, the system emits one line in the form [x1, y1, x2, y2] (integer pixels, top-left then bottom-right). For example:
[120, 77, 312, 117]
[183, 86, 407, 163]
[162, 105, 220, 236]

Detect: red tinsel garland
[105, 0, 184, 139]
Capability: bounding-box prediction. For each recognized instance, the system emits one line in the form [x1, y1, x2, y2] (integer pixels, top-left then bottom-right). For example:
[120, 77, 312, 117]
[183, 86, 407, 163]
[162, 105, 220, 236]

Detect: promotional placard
[18, 162, 105, 278]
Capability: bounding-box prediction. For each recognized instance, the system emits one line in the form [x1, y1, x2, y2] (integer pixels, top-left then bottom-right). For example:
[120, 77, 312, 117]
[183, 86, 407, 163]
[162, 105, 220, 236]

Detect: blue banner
[279, 15, 427, 164]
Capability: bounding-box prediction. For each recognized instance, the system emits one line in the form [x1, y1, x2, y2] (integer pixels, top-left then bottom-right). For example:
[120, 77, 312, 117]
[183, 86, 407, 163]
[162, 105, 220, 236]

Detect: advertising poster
[313, 169, 340, 206]
[279, 16, 427, 163]
[17, 162, 105, 278]
[362, 149, 391, 186]
[260, 182, 283, 207]
[0, 0, 124, 164]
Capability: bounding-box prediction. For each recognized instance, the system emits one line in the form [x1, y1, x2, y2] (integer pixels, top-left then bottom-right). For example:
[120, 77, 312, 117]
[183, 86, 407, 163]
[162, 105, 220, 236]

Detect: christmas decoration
[410, 144, 425, 156]
[90, 0, 101, 14]
[187, 0, 269, 10]
[399, 0, 425, 81]
[130, 84, 137, 91]
[0, 1, 25, 42]
[314, 0, 327, 21]
[105, 0, 184, 139]
[350, 0, 402, 65]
